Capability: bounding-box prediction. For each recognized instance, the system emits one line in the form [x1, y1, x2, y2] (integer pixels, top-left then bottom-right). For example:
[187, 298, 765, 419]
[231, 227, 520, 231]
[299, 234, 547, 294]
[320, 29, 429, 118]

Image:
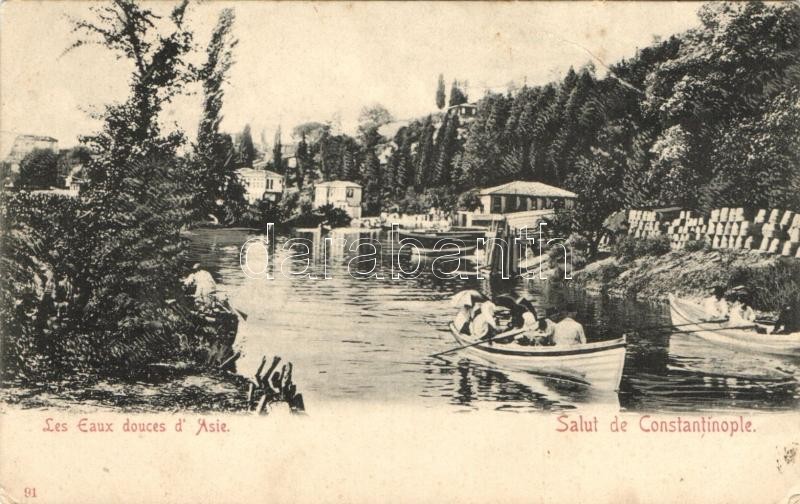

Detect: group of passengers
[701, 286, 797, 335]
[452, 290, 587, 346]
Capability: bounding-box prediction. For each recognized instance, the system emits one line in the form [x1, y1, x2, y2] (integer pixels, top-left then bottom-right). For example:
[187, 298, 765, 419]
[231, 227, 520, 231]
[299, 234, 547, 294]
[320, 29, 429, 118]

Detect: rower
[553, 304, 587, 345]
[532, 316, 556, 346]
[774, 305, 799, 335]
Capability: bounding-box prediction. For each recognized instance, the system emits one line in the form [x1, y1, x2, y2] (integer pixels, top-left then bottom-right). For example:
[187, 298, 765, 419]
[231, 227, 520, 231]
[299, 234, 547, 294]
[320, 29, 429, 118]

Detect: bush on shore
[728, 258, 800, 315]
[684, 239, 710, 252]
[0, 178, 235, 381]
[613, 235, 671, 263]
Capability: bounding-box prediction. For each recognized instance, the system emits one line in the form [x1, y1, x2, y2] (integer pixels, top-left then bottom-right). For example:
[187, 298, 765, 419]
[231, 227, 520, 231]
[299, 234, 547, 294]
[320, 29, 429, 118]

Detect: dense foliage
[276, 2, 798, 234]
[613, 236, 672, 263]
[17, 149, 59, 189]
[1, 1, 240, 379]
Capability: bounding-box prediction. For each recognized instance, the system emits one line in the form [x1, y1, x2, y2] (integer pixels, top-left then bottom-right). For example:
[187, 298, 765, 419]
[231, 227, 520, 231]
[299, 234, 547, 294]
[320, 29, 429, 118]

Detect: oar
[430, 328, 527, 358]
[630, 319, 729, 333]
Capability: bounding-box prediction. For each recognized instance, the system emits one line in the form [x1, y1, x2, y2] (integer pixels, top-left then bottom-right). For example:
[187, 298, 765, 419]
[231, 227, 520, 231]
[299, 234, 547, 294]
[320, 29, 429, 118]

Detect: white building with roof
[446, 103, 477, 121]
[314, 180, 362, 219]
[456, 180, 577, 229]
[236, 167, 284, 203]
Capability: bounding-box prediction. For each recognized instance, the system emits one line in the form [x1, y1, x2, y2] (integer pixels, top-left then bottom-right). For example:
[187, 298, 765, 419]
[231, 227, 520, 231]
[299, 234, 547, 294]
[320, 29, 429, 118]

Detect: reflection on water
[188, 228, 800, 412]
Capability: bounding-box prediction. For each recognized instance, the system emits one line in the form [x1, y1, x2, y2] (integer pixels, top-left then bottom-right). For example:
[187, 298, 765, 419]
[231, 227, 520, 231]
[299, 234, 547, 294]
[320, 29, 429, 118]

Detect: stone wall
[627, 208, 800, 257]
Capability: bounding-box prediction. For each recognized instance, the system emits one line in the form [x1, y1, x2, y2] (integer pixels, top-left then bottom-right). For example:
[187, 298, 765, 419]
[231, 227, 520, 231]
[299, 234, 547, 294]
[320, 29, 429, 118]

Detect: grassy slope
[574, 249, 786, 309]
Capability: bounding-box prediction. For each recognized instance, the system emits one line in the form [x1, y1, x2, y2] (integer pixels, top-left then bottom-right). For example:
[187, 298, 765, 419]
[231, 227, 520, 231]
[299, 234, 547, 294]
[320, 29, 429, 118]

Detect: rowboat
[668, 294, 800, 356]
[448, 323, 627, 391]
[398, 229, 485, 257]
[397, 229, 485, 246]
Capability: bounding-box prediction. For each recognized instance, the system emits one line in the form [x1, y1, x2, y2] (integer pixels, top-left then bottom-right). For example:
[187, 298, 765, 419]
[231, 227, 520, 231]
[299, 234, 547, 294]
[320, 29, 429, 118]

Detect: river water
[188, 228, 800, 413]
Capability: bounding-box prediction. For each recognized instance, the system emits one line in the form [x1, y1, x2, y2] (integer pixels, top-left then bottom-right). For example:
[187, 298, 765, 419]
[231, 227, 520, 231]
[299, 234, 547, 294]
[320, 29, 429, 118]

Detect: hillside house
[236, 168, 284, 203]
[314, 180, 362, 219]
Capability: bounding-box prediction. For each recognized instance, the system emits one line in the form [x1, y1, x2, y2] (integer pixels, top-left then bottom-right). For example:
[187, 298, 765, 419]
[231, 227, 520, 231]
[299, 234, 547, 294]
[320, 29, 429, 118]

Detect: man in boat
[553, 304, 587, 346]
[531, 316, 556, 346]
[773, 305, 799, 335]
[702, 286, 729, 321]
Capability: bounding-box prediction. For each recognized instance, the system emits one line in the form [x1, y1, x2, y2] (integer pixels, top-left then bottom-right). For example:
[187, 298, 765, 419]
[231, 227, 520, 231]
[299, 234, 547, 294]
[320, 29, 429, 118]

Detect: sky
[0, 1, 703, 154]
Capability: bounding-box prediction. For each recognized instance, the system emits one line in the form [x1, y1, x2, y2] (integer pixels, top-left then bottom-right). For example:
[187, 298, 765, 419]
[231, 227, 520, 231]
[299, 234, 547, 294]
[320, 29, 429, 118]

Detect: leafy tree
[436, 74, 446, 109]
[292, 121, 329, 144]
[63, 0, 199, 369]
[703, 85, 800, 211]
[56, 146, 92, 184]
[17, 149, 58, 189]
[357, 103, 393, 148]
[457, 189, 482, 211]
[561, 128, 627, 258]
[318, 203, 352, 228]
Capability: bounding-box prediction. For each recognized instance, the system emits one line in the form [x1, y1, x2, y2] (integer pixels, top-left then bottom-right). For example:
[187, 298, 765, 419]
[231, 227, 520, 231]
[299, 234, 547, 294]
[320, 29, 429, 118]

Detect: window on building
[267, 179, 273, 190]
[346, 188, 354, 198]
[491, 196, 502, 214]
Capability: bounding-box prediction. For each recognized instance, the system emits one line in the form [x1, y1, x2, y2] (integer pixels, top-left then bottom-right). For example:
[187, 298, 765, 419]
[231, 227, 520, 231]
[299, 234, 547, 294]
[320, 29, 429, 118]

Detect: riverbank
[572, 248, 798, 311]
[0, 364, 250, 413]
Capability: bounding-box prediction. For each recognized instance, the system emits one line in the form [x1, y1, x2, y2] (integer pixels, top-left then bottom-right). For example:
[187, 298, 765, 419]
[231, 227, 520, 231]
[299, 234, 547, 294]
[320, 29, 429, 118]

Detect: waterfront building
[455, 180, 577, 229]
[314, 180, 362, 219]
[236, 167, 284, 203]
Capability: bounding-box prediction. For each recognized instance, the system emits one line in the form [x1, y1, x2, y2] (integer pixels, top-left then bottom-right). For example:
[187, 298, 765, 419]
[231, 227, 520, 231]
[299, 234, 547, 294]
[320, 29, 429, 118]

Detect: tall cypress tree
[238, 124, 255, 167]
[415, 116, 435, 188]
[433, 114, 460, 186]
[272, 127, 283, 173]
[395, 132, 415, 194]
[364, 150, 382, 214]
[192, 8, 246, 222]
[436, 74, 446, 110]
[296, 133, 313, 189]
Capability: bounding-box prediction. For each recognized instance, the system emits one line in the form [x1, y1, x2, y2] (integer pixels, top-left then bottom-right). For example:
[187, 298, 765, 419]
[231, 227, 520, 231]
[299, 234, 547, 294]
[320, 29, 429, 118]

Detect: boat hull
[449, 324, 627, 391]
[668, 295, 800, 356]
[398, 230, 484, 248]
